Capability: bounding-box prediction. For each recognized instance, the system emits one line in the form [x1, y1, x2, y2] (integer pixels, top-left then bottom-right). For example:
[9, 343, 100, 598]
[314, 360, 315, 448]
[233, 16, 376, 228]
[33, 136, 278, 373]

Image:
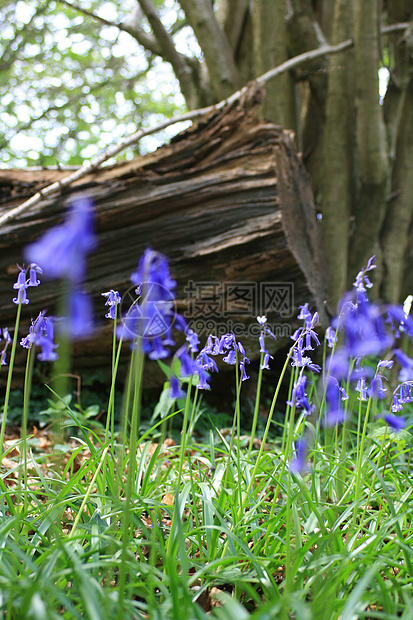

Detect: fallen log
[0, 87, 329, 386]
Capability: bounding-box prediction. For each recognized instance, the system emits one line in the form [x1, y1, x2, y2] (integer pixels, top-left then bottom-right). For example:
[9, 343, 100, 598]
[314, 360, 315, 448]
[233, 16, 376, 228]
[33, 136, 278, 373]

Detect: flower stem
[0, 301, 23, 455]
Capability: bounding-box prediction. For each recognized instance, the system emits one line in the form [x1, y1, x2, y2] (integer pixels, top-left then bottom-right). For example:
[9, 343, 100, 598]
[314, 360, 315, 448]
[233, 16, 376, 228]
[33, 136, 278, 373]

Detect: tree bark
[349, 0, 388, 278]
[381, 50, 413, 301]
[178, 0, 241, 100]
[216, 0, 254, 85]
[252, 0, 296, 129]
[320, 0, 355, 308]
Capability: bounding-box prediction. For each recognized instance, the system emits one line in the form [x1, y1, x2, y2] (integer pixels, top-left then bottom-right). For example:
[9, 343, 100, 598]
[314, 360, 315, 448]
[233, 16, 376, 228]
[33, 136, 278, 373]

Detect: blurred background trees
[1, 0, 413, 307]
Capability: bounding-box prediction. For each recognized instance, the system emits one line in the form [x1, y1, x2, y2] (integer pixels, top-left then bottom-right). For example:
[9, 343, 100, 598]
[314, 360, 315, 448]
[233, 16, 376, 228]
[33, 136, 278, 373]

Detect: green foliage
[0, 0, 186, 167]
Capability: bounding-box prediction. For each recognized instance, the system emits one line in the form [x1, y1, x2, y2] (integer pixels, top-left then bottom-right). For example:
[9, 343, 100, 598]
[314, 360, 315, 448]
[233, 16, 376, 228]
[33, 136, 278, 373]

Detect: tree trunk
[252, 0, 296, 129]
[320, 0, 355, 307]
[0, 87, 328, 384]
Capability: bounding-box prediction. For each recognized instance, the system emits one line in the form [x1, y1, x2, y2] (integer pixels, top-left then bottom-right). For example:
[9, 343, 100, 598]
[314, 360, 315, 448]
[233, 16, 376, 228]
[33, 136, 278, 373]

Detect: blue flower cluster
[172, 331, 251, 393]
[110, 248, 252, 396]
[118, 248, 186, 360]
[21, 310, 58, 362]
[323, 256, 413, 429]
[7, 263, 59, 363]
[289, 256, 413, 473]
[101, 290, 121, 320]
[12, 197, 412, 472]
[287, 303, 322, 419]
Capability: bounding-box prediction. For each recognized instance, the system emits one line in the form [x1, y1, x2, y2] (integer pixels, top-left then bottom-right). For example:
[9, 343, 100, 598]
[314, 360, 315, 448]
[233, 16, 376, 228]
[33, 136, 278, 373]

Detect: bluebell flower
[297, 304, 312, 323]
[257, 315, 275, 371]
[393, 349, 413, 370]
[218, 334, 236, 353]
[353, 255, 376, 293]
[122, 248, 187, 360]
[290, 439, 308, 474]
[368, 375, 387, 400]
[291, 346, 321, 373]
[202, 334, 216, 355]
[325, 326, 336, 348]
[391, 381, 413, 412]
[222, 348, 236, 365]
[169, 375, 185, 399]
[384, 414, 405, 431]
[25, 195, 97, 283]
[177, 346, 198, 377]
[198, 350, 219, 373]
[339, 294, 393, 358]
[186, 329, 200, 352]
[386, 305, 413, 339]
[13, 267, 30, 305]
[131, 249, 177, 305]
[295, 305, 320, 350]
[394, 349, 413, 382]
[199, 332, 249, 380]
[260, 351, 272, 370]
[377, 359, 394, 369]
[257, 315, 277, 341]
[355, 377, 368, 401]
[287, 374, 312, 414]
[0, 328, 11, 366]
[239, 357, 250, 381]
[325, 376, 347, 426]
[25, 197, 97, 340]
[65, 289, 94, 339]
[237, 341, 250, 381]
[391, 393, 403, 412]
[178, 346, 214, 390]
[102, 290, 121, 320]
[28, 263, 43, 287]
[21, 311, 58, 362]
[12, 263, 43, 306]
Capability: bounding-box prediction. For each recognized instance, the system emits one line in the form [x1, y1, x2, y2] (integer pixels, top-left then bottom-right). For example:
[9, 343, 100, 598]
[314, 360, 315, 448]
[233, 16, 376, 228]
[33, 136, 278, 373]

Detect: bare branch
[178, 0, 241, 99]
[0, 39, 353, 228]
[137, 0, 200, 109]
[254, 39, 353, 86]
[382, 22, 410, 35]
[57, 0, 162, 56]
